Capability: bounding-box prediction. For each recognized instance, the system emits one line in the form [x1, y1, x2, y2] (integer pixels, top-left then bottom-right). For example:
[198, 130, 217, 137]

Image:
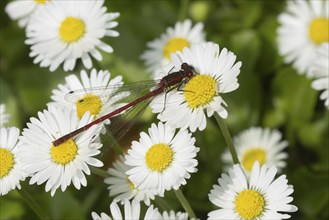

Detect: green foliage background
[0, 0, 328, 219]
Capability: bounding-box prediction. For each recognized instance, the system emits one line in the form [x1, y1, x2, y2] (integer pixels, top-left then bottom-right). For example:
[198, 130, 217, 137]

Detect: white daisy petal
[161, 210, 188, 220]
[0, 104, 11, 127]
[91, 201, 160, 220]
[311, 43, 329, 109]
[5, 0, 49, 28]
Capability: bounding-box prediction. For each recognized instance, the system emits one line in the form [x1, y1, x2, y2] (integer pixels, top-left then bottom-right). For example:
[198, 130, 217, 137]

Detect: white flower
[161, 211, 188, 220]
[151, 42, 241, 132]
[5, 0, 50, 27]
[208, 161, 298, 220]
[222, 127, 288, 174]
[125, 122, 199, 195]
[25, 0, 120, 72]
[104, 155, 157, 206]
[141, 19, 205, 77]
[0, 127, 26, 196]
[277, 0, 329, 76]
[91, 201, 162, 220]
[49, 68, 124, 120]
[311, 43, 329, 109]
[19, 106, 104, 196]
[0, 104, 10, 127]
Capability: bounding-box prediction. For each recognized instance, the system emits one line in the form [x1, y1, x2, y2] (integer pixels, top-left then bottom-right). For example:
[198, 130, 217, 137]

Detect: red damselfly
[53, 63, 196, 146]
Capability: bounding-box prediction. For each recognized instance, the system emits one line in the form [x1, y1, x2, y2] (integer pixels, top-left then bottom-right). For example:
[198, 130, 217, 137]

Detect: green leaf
[0, 78, 22, 128]
[0, 191, 25, 219]
[256, 16, 283, 74]
[291, 168, 329, 219]
[264, 67, 317, 129]
[51, 190, 86, 220]
[230, 29, 261, 73]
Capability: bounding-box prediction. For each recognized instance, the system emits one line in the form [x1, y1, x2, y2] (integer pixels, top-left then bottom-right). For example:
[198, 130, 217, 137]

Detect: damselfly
[53, 63, 196, 146]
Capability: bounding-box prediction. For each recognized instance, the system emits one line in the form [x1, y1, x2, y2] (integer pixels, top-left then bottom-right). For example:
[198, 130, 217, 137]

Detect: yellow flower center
[184, 74, 216, 109]
[145, 143, 174, 172]
[235, 189, 265, 220]
[34, 0, 47, 4]
[76, 94, 102, 119]
[0, 148, 14, 178]
[51, 139, 78, 165]
[309, 17, 329, 44]
[241, 148, 266, 172]
[163, 37, 190, 59]
[59, 17, 86, 43]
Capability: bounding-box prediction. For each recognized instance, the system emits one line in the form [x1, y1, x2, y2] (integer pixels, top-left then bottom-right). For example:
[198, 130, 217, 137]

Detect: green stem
[178, 0, 190, 21]
[214, 112, 240, 164]
[90, 167, 109, 178]
[174, 189, 196, 219]
[18, 188, 50, 220]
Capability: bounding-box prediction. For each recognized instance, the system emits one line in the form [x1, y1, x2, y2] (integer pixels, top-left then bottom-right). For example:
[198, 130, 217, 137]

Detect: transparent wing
[65, 80, 158, 102]
[64, 80, 159, 119]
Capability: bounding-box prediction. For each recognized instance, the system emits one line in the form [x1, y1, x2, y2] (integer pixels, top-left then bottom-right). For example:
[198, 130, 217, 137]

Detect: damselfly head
[181, 63, 196, 78]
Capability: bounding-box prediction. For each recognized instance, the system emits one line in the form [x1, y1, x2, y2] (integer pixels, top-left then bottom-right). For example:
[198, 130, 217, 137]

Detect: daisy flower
[49, 68, 124, 120]
[208, 161, 298, 220]
[222, 127, 288, 174]
[25, 0, 120, 72]
[311, 43, 329, 109]
[5, 0, 50, 28]
[0, 104, 11, 127]
[161, 211, 188, 220]
[277, 0, 329, 76]
[0, 127, 26, 196]
[19, 106, 104, 196]
[104, 155, 157, 205]
[125, 122, 199, 195]
[91, 201, 161, 220]
[150, 42, 241, 132]
[141, 19, 205, 77]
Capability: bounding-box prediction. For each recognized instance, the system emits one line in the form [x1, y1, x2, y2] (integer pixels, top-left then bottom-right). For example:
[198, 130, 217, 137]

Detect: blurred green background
[0, 0, 328, 219]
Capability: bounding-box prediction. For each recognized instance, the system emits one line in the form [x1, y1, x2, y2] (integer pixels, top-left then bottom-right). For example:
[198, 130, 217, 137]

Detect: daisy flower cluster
[2, 0, 123, 198]
[2, 1, 304, 219]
